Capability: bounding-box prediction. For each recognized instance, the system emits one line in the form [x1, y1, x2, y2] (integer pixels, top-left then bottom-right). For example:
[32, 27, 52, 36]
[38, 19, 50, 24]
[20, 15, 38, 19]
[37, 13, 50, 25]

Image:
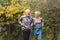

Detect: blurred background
[0, 0, 60, 40]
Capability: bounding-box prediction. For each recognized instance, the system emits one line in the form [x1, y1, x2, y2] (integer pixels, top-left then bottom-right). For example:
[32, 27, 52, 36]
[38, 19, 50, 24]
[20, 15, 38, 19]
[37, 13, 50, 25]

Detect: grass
[0, 36, 3, 40]
[0, 33, 60, 40]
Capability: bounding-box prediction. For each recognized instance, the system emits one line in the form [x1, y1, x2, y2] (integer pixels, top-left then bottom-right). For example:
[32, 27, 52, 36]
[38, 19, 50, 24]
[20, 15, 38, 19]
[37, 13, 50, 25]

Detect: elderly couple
[18, 9, 44, 40]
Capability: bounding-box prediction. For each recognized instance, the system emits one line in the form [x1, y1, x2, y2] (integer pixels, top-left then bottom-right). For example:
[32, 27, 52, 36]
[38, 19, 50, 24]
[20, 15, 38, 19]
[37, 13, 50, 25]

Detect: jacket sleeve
[41, 19, 44, 24]
[31, 17, 34, 24]
[18, 16, 23, 24]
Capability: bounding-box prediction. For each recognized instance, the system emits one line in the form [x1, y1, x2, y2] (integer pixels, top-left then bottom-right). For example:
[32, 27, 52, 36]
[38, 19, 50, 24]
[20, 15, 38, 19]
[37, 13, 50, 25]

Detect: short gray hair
[25, 9, 30, 12]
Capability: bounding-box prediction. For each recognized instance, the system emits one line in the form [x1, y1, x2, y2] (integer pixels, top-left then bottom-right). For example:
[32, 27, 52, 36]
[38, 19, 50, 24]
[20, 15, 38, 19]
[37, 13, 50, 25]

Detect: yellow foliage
[11, 0, 18, 5]
[5, 3, 29, 18]
[0, 11, 4, 16]
[6, 13, 13, 18]
[17, 14, 21, 19]
[0, 18, 4, 21]
[6, 21, 10, 24]
[0, 0, 30, 24]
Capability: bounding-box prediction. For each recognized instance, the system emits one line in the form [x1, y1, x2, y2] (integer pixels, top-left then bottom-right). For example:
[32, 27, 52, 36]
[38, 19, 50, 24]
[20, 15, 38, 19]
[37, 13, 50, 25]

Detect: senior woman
[34, 11, 44, 40]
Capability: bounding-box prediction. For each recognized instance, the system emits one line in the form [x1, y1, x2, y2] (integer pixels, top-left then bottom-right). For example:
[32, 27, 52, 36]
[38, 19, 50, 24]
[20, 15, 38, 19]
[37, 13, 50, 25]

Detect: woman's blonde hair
[35, 11, 41, 15]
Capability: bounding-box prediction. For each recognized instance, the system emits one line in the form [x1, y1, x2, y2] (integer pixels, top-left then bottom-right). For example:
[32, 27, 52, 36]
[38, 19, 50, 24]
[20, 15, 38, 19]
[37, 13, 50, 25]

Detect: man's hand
[21, 23, 25, 27]
[30, 23, 33, 29]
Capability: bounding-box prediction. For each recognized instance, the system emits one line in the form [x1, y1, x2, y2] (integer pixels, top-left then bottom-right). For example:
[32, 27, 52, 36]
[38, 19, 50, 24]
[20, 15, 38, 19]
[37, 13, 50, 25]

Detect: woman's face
[35, 13, 40, 18]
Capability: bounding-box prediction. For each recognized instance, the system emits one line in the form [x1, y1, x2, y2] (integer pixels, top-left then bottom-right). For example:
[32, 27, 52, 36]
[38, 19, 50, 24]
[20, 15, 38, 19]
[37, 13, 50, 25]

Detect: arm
[41, 19, 44, 27]
[42, 22, 44, 27]
[18, 16, 22, 25]
[18, 16, 25, 27]
[30, 18, 34, 29]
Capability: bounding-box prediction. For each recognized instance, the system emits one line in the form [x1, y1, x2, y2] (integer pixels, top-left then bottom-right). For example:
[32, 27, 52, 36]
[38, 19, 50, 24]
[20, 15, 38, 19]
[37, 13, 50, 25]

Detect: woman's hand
[30, 23, 34, 29]
[34, 22, 36, 25]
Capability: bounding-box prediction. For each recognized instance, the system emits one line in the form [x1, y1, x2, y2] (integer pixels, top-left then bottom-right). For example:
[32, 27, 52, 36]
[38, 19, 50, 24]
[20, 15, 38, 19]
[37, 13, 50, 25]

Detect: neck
[35, 17, 39, 19]
[26, 15, 30, 17]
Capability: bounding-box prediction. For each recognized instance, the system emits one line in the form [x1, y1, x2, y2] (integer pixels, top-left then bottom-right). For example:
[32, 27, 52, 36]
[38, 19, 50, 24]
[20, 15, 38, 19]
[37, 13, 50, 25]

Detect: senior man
[18, 9, 34, 40]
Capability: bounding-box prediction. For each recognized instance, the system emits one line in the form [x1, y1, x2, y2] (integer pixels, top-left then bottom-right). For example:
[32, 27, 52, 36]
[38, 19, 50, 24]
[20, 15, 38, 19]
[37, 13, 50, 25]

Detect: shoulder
[29, 16, 33, 19]
[39, 17, 43, 20]
[20, 15, 26, 18]
[30, 16, 33, 18]
[33, 18, 35, 20]
[40, 17, 44, 22]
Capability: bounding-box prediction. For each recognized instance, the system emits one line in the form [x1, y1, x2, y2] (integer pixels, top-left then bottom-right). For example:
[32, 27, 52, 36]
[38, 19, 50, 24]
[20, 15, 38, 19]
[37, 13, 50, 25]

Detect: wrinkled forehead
[25, 9, 30, 13]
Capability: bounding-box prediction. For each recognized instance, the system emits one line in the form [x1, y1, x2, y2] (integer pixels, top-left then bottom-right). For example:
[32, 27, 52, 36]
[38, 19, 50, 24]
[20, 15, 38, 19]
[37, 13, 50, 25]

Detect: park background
[0, 0, 60, 40]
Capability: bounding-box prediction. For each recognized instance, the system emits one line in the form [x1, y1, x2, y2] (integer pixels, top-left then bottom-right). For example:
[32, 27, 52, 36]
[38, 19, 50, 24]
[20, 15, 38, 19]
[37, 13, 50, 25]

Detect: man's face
[25, 9, 30, 16]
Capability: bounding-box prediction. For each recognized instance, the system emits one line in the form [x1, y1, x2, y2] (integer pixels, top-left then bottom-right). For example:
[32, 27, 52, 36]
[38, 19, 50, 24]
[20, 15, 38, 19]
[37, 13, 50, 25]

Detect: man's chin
[26, 15, 30, 16]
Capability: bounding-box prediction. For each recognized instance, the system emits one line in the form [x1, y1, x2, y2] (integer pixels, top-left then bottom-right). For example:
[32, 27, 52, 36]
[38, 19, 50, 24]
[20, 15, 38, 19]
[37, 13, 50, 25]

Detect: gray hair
[25, 9, 30, 12]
